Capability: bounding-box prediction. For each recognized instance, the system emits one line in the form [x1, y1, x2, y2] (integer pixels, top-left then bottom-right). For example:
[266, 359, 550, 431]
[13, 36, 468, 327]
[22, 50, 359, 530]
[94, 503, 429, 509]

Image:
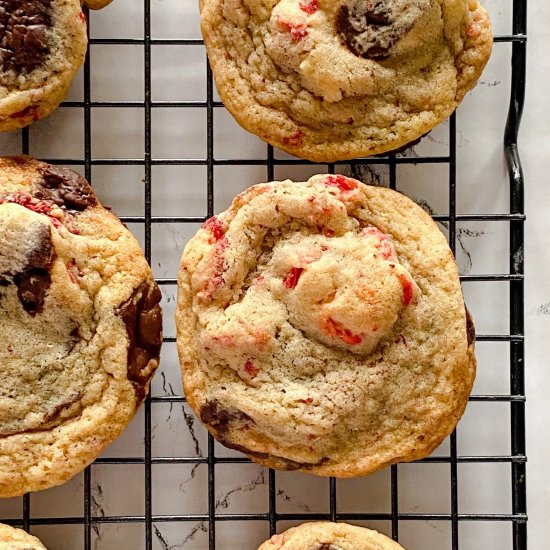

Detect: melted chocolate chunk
[200, 399, 254, 434]
[14, 267, 50, 315]
[118, 282, 163, 396]
[200, 400, 329, 470]
[220, 439, 328, 471]
[41, 391, 82, 425]
[4, 223, 55, 316]
[465, 306, 475, 346]
[36, 165, 98, 211]
[0, 0, 53, 73]
[337, 0, 414, 60]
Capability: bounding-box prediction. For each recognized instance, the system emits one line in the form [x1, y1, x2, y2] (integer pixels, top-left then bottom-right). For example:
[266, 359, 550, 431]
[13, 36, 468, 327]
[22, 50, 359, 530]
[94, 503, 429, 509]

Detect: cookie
[200, 0, 492, 162]
[0, 156, 162, 497]
[0, 0, 111, 132]
[177, 174, 475, 477]
[0, 524, 47, 549]
[258, 522, 406, 550]
[84, 0, 114, 8]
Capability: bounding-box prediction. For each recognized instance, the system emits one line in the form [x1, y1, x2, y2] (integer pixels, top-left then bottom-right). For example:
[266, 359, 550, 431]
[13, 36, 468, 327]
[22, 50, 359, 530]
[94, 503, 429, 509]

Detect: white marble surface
[0, 0, 547, 548]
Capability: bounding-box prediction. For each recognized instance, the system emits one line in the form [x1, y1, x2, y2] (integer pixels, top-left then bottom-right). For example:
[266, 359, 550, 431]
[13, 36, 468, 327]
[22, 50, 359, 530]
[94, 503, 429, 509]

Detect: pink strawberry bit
[252, 275, 265, 285]
[201, 230, 229, 297]
[244, 358, 259, 378]
[299, 397, 313, 404]
[362, 226, 395, 260]
[324, 174, 358, 192]
[323, 318, 362, 345]
[269, 533, 286, 548]
[275, 16, 309, 42]
[397, 273, 414, 306]
[322, 227, 335, 237]
[283, 267, 304, 289]
[467, 23, 481, 37]
[283, 129, 304, 146]
[202, 216, 225, 243]
[79, 11, 87, 22]
[1, 192, 62, 229]
[308, 195, 331, 215]
[211, 335, 235, 347]
[299, 0, 318, 14]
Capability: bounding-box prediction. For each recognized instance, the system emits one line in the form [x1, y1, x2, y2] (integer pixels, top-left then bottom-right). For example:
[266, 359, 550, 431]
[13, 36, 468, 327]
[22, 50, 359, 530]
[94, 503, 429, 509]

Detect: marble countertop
[0, 0, 547, 548]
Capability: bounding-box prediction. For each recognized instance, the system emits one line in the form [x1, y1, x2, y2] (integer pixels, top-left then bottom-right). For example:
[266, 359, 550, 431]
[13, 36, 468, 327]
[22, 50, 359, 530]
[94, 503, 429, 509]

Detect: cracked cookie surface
[200, 0, 492, 161]
[177, 175, 475, 477]
[0, 0, 112, 132]
[0, 524, 47, 549]
[258, 522, 406, 549]
[0, 156, 162, 497]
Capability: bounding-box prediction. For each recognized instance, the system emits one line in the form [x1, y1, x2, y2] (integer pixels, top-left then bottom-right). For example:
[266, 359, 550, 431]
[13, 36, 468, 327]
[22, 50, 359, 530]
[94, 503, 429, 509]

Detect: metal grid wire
[2, 0, 527, 548]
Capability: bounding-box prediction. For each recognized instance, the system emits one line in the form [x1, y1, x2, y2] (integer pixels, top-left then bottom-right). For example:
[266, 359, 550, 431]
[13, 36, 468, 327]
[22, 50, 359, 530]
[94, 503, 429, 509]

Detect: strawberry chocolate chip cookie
[0, 0, 113, 132]
[176, 174, 475, 477]
[0, 524, 47, 549]
[200, 0, 492, 161]
[258, 522, 407, 550]
[0, 156, 162, 497]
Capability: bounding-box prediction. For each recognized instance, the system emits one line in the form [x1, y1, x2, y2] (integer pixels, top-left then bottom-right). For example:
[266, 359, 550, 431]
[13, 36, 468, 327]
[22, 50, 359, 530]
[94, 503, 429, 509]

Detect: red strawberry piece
[397, 273, 414, 305]
[244, 359, 259, 378]
[324, 174, 358, 192]
[323, 318, 362, 345]
[283, 267, 304, 289]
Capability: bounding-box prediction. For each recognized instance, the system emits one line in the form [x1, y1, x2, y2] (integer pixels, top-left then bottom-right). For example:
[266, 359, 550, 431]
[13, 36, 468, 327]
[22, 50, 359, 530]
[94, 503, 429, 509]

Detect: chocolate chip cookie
[258, 522, 406, 550]
[0, 156, 162, 497]
[0, 524, 47, 549]
[177, 174, 475, 477]
[200, 0, 492, 161]
[0, 0, 112, 132]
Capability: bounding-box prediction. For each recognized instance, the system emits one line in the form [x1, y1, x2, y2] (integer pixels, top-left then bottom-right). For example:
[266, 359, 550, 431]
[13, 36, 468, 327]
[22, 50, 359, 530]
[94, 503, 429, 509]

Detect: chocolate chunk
[14, 267, 51, 315]
[337, 0, 417, 60]
[0, 0, 53, 73]
[219, 438, 328, 471]
[200, 400, 329, 470]
[7, 224, 54, 316]
[41, 392, 82, 424]
[118, 281, 163, 396]
[36, 165, 98, 211]
[465, 306, 475, 346]
[200, 399, 254, 434]
[26, 222, 54, 269]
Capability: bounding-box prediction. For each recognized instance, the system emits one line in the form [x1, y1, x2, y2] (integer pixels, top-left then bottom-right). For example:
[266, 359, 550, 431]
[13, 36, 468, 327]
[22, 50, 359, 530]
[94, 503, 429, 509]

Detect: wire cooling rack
[0, 0, 526, 549]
